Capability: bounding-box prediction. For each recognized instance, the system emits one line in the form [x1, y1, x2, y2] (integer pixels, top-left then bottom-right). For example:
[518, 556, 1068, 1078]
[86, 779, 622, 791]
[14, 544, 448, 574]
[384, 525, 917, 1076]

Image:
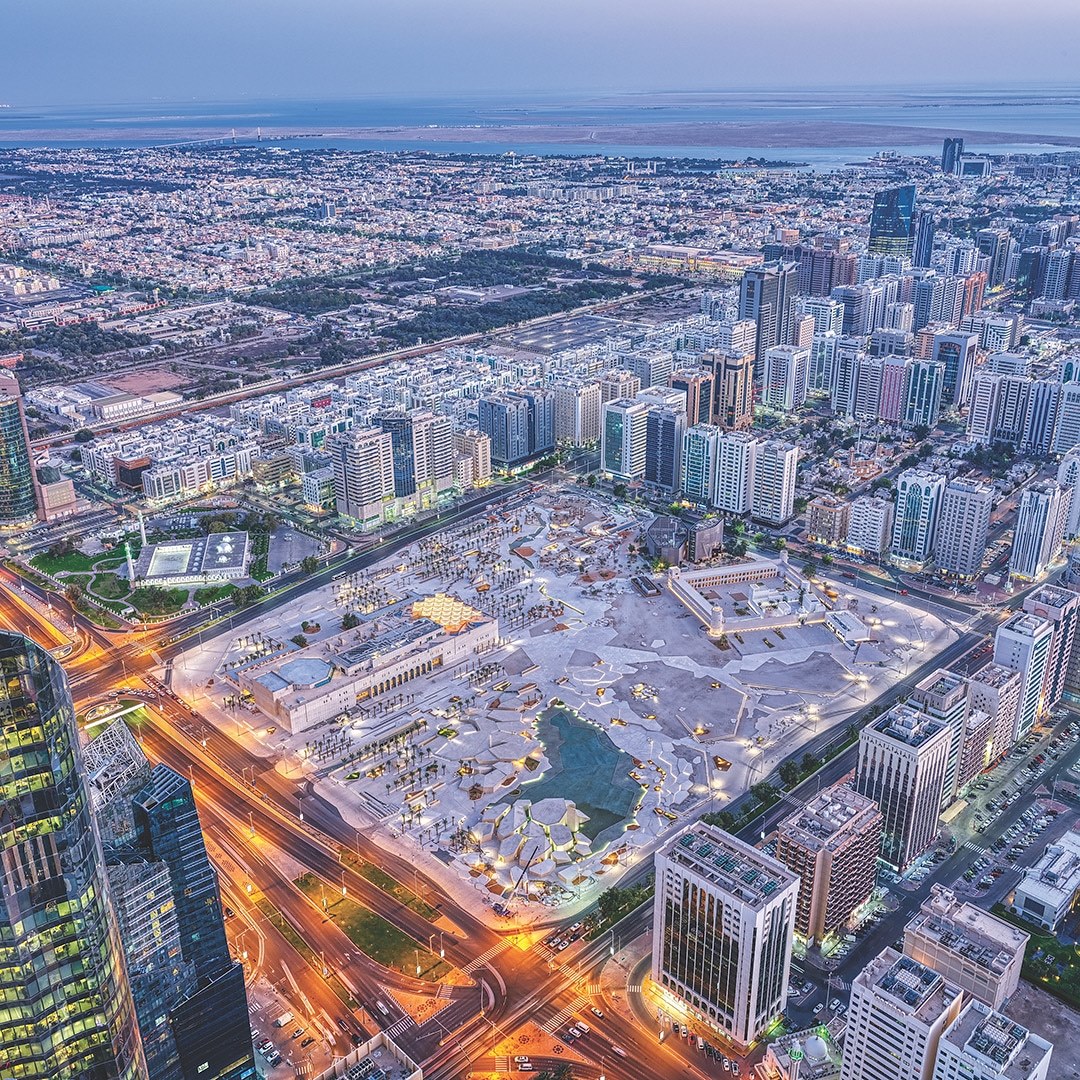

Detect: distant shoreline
[2, 119, 1080, 150]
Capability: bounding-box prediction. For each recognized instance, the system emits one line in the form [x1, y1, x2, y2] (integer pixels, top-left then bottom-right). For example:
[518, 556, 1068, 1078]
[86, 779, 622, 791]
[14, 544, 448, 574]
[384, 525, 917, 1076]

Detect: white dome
[805, 1035, 828, 1062]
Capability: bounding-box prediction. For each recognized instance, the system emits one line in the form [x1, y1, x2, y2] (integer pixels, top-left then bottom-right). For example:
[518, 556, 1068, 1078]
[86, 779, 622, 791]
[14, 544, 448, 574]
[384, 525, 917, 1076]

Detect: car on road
[610, 1045, 627, 1057]
[591, 1007, 604, 1018]
[290, 1028, 304, 1039]
[514, 1056, 530, 1063]
[301, 1037, 315, 1048]
[813, 1003, 824, 1015]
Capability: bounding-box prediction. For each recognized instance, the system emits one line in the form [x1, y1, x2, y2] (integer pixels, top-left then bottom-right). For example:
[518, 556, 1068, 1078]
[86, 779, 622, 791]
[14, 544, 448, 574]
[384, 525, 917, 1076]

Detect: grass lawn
[993, 904, 1080, 1008]
[194, 584, 237, 605]
[340, 850, 439, 921]
[295, 872, 449, 980]
[129, 586, 190, 616]
[31, 550, 100, 576]
[90, 573, 130, 600]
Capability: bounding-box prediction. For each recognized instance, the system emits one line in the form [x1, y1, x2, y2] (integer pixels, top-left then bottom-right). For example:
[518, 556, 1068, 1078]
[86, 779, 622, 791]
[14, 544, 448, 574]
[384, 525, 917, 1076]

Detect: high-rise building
[0, 373, 39, 524]
[1010, 480, 1070, 582]
[847, 495, 895, 557]
[903, 885, 1028, 1010]
[935, 478, 992, 578]
[1057, 448, 1080, 539]
[774, 784, 882, 945]
[904, 359, 945, 429]
[891, 469, 945, 568]
[966, 664, 1021, 770]
[868, 185, 917, 258]
[914, 209, 937, 268]
[516, 387, 556, 457]
[644, 406, 686, 492]
[708, 349, 755, 429]
[931, 1000, 1052, 1080]
[375, 409, 417, 498]
[332, 427, 395, 528]
[599, 368, 641, 403]
[0, 632, 146, 1078]
[477, 392, 531, 469]
[976, 228, 1016, 289]
[931, 332, 979, 407]
[670, 369, 714, 426]
[799, 246, 857, 296]
[1022, 585, 1079, 714]
[553, 380, 602, 446]
[751, 440, 798, 526]
[600, 398, 649, 481]
[806, 494, 851, 547]
[738, 261, 799, 371]
[681, 424, 720, 506]
[714, 431, 759, 515]
[994, 613, 1054, 741]
[912, 668, 970, 810]
[856, 704, 951, 869]
[842, 949, 964, 1080]
[762, 345, 809, 413]
[652, 825, 799, 1049]
[453, 429, 492, 489]
[942, 137, 964, 174]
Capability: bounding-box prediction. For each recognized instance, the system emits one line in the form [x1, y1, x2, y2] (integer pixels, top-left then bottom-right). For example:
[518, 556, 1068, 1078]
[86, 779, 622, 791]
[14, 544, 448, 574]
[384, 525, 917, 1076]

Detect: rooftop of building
[665, 824, 797, 909]
[1016, 827, 1080, 902]
[969, 662, 1020, 690]
[862, 951, 958, 1022]
[777, 784, 880, 854]
[870, 704, 945, 749]
[133, 531, 249, 580]
[941, 1000, 1051, 1078]
[905, 886, 1028, 974]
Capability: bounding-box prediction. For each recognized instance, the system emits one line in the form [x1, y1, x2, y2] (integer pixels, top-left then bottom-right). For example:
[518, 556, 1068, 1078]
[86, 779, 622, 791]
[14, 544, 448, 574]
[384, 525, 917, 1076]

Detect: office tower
[841, 949, 963, 1080]
[832, 282, 888, 336]
[1051, 373, 1080, 454]
[708, 349, 755, 430]
[477, 392, 530, 469]
[1057, 448, 1080, 539]
[1022, 585, 1079, 713]
[600, 398, 649, 481]
[762, 344, 809, 412]
[904, 359, 944, 429]
[966, 664, 1021, 769]
[681, 424, 720, 505]
[847, 495, 895, 556]
[914, 209, 936, 268]
[516, 387, 555, 457]
[652, 825, 799, 1049]
[912, 668, 970, 810]
[931, 331, 978, 407]
[644, 406, 686, 492]
[976, 228, 1015, 288]
[453, 429, 492, 488]
[738, 261, 798, 370]
[856, 705, 951, 870]
[935, 479, 992, 578]
[751, 440, 798, 526]
[1041, 247, 1073, 300]
[375, 409, 417, 497]
[599, 368, 641, 403]
[0, 373, 39, 523]
[994, 613, 1054, 740]
[830, 338, 861, 416]
[377, 408, 454, 508]
[774, 785, 881, 945]
[809, 330, 839, 394]
[941, 137, 964, 174]
[331, 426, 395, 528]
[966, 369, 1002, 445]
[806, 494, 850, 546]
[891, 469, 945, 568]
[853, 353, 884, 421]
[1010, 481, 1070, 581]
[932, 1000, 1052, 1080]
[1022, 377, 1060, 455]
[878, 354, 910, 424]
[790, 313, 815, 348]
[868, 185, 917, 258]
[714, 431, 759, 514]
[0, 633, 145, 1078]
[670, 368, 714, 426]
[553, 380, 601, 445]
[903, 885, 1028, 1010]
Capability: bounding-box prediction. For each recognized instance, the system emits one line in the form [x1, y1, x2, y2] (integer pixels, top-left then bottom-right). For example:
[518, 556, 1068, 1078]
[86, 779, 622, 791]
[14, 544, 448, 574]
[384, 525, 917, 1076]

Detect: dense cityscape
[7, 14, 1080, 1080]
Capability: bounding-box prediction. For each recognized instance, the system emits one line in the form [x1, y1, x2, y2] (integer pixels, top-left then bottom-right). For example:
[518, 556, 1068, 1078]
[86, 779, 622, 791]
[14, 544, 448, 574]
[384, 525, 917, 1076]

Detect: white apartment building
[714, 431, 759, 515]
[846, 495, 895, 556]
[761, 344, 809, 413]
[841, 949, 963, 1080]
[935, 478, 993, 578]
[600, 398, 650, 481]
[751, 440, 798, 526]
[554, 380, 601, 445]
[332, 427, 395, 530]
[681, 424, 720, 505]
[994, 613, 1054, 741]
[932, 1000, 1051, 1080]
[653, 825, 799, 1049]
[1009, 480, 1070, 582]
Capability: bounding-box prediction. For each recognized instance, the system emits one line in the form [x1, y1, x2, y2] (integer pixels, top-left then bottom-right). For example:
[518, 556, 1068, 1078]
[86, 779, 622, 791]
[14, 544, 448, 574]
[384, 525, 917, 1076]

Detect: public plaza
[172, 488, 958, 914]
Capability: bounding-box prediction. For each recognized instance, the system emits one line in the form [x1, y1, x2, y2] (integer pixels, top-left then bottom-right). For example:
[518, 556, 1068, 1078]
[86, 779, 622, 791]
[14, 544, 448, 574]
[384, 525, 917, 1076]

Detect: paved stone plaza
[172, 489, 959, 915]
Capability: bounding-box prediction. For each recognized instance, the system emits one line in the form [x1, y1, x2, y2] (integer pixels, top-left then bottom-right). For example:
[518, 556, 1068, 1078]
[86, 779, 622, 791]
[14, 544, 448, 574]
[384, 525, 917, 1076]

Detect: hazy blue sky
[5, 0, 1079, 105]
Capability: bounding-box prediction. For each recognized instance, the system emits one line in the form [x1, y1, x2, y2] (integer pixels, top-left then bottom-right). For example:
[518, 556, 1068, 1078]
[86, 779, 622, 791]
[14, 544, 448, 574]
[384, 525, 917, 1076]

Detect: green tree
[232, 584, 263, 609]
[802, 558, 818, 579]
[290, 634, 309, 648]
[702, 809, 736, 831]
[779, 760, 801, 787]
[613, 483, 627, 499]
[801, 752, 817, 775]
[341, 611, 359, 630]
[300, 555, 320, 574]
[751, 782, 778, 806]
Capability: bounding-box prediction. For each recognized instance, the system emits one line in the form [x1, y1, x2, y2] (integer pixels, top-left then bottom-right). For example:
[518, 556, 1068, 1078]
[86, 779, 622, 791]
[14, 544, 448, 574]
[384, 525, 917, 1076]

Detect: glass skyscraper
[0, 376, 38, 525]
[0, 632, 145, 1079]
[868, 184, 917, 259]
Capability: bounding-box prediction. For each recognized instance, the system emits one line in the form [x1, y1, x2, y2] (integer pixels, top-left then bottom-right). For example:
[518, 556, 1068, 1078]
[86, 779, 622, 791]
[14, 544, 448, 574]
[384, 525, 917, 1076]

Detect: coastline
[2, 119, 1080, 150]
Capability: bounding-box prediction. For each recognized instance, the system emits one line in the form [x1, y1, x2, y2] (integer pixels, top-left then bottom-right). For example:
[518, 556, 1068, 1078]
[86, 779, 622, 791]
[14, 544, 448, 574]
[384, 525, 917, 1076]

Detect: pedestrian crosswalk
[494, 1056, 510, 1073]
[540, 995, 590, 1035]
[462, 939, 511, 975]
[960, 840, 987, 856]
[385, 1015, 416, 1039]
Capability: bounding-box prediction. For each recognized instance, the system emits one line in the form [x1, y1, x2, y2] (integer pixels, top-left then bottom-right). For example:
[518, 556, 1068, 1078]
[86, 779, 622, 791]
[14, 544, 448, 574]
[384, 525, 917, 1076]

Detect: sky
[5, 0, 1080, 106]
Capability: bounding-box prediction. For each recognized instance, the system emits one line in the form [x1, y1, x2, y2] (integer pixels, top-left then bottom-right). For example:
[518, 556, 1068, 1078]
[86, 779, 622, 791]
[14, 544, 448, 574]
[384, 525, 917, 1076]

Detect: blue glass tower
[868, 185, 917, 259]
